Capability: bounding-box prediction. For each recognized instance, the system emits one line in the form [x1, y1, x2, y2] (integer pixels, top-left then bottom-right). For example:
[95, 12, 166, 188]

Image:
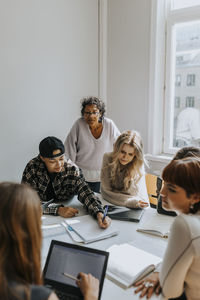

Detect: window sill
[145, 153, 173, 164]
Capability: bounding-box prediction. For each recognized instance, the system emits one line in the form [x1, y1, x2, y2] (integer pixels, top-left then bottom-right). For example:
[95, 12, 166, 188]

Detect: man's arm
[22, 161, 63, 216]
[74, 172, 104, 217]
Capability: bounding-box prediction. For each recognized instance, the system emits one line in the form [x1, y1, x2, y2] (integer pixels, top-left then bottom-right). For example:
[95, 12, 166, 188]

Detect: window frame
[148, 0, 200, 156]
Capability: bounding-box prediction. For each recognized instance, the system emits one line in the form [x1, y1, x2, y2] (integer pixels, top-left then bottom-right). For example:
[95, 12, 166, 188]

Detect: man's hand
[76, 272, 99, 300]
[58, 206, 78, 218]
[97, 212, 111, 229]
[134, 272, 161, 299]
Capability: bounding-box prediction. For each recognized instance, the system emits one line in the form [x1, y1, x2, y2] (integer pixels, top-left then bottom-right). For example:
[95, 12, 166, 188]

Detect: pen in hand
[62, 272, 79, 281]
[102, 205, 108, 222]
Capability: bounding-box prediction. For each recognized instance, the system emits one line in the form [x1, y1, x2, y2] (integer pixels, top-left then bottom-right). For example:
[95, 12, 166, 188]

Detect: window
[148, 0, 200, 156]
[175, 97, 180, 108]
[172, 0, 200, 10]
[186, 96, 195, 107]
[175, 74, 181, 86]
[187, 74, 195, 86]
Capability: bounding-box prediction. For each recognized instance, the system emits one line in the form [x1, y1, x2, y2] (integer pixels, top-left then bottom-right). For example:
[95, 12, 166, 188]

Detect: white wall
[106, 0, 151, 151]
[0, 0, 99, 182]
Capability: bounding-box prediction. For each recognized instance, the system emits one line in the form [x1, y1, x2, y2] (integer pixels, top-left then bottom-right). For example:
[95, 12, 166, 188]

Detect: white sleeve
[64, 121, 78, 162]
[159, 216, 194, 299]
[135, 170, 149, 202]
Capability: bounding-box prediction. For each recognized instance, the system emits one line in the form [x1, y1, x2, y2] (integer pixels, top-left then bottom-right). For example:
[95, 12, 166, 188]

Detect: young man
[22, 136, 110, 229]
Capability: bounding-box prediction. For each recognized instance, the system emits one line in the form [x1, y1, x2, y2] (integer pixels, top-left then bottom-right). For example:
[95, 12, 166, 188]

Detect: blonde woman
[100, 130, 149, 208]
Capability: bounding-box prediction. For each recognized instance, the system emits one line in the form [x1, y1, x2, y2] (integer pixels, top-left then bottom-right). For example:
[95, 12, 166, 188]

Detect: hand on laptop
[97, 212, 111, 229]
[58, 207, 79, 218]
[76, 272, 99, 300]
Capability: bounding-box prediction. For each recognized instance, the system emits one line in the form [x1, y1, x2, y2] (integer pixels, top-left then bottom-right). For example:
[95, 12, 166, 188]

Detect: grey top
[9, 283, 52, 300]
[64, 117, 120, 182]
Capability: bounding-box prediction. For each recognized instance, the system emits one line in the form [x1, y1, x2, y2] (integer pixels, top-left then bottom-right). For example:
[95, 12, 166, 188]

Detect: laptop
[43, 240, 109, 300]
[104, 205, 144, 222]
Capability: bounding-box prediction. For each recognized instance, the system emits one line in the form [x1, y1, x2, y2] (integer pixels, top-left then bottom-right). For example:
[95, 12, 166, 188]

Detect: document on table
[66, 215, 119, 244]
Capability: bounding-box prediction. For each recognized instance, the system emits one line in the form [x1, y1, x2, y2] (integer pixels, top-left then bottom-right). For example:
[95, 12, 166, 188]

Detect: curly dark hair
[80, 96, 106, 122]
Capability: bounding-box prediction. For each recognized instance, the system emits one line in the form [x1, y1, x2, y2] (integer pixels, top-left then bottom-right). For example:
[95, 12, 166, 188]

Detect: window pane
[172, 0, 200, 10]
[173, 21, 200, 148]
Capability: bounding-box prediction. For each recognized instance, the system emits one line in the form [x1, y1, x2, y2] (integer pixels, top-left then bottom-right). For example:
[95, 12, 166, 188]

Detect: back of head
[0, 183, 42, 299]
[173, 146, 200, 160]
[39, 136, 65, 158]
[162, 157, 200, 213]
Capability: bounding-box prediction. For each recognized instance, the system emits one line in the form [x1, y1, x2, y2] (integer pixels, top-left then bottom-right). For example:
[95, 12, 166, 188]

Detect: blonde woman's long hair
[109, 130, 145, 191]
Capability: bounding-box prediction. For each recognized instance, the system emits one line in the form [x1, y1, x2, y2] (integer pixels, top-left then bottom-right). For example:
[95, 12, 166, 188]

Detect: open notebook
[65, 215, 119, 244]
[106, 244, 162, 288]
[137, 213, 174, 238]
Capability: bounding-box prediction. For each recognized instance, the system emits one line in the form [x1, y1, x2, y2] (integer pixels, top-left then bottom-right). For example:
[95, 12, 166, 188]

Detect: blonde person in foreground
[134, 157, 200, 300]
[100, 130, 149, 208]
[0, 182, 99, 300]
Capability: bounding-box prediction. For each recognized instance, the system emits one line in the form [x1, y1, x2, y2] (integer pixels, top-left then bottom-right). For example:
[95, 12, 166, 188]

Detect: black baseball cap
[39, 136, 65, 158]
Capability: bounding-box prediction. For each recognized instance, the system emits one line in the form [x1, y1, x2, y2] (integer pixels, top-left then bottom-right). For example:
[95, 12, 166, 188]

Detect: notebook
[106, 243, 162, 289]
[106, 205, 144, 223]
[43, 240, 109, 300]
[137, 213, 174, 238]
[67, 215, 119, 244]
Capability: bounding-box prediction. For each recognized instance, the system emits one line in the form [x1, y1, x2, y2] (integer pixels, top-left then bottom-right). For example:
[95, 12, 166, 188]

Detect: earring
[190, 203, 194, 210]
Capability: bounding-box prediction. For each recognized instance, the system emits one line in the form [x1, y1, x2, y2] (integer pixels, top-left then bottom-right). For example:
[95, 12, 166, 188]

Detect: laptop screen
[43, 240, 109, 300]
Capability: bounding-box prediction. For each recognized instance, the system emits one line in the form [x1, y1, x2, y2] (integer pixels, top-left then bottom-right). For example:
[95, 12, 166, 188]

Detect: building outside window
[175, 96, 180, 108]
[186, 96, 195, 107]
[187, 74, 195, 86]
[162, 0, 200, 152]
[175, 74, 181, 86]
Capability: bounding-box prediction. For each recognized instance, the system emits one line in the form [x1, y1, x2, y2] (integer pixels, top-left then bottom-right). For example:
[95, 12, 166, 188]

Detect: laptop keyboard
[55, 289, 81, 300]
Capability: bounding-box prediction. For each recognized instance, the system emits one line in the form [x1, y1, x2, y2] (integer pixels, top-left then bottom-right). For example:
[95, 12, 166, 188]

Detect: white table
[42, 196, 174, 300]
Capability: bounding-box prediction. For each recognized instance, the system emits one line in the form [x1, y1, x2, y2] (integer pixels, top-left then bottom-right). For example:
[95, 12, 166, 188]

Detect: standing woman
[0, 183, 99, 300]
[134, 157, 200, 300]
[64, 96, 120, 193]
[101, 130, 149, 208]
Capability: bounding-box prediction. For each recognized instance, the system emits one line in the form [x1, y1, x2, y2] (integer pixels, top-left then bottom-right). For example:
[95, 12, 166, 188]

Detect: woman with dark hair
[157, 146, 200, 216]
[64, 96, 120, 193]
[0, 182, 99, 300]
[101, 130, 149, 208]
[134, 157, 200, 300]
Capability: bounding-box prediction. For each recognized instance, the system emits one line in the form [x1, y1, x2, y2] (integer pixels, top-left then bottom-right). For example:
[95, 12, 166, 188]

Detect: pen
[102, 205, 108, 222]
[62, 272, 78, 281]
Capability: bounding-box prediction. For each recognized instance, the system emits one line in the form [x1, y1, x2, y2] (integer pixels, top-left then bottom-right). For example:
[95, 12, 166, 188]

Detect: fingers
[138, 201, 149, 208]
[97, 213, 111, 228]
[58, 207, 79, 218]
[155, 284, 162, 295]
[134, 279, 144, 287]
[76, 272, 99, 299]
[134, 273, 160, 298]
